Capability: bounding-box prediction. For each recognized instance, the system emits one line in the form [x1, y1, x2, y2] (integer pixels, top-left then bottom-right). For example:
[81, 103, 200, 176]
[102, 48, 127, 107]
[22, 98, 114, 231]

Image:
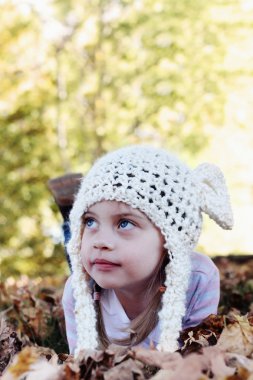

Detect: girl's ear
[192, 163, 233, 230]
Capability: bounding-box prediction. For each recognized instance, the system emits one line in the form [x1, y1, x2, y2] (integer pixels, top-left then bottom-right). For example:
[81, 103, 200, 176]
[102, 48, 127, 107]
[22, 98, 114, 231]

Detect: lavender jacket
[62, 251, 220, 354]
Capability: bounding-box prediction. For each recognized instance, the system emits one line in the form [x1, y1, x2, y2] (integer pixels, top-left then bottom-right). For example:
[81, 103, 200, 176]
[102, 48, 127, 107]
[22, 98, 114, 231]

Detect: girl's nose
[92, 225, 115, 250]
[93, 236, 114, 251]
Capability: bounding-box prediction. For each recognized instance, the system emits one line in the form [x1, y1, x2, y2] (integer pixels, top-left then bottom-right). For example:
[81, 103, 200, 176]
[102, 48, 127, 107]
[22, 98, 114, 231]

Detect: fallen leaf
[103, 358, 144, 380]
[181, 330, 216, 351]
[148, 369, 175, 380]
[0, 317, 12, 342]
[133, 347, 182, 370]
[1, 348, 37, 380]
[76, 348, 106, 364]
[202, 346, 235, 378]
[217, 315, 253, 356]
[163, 353, 206, 380]
[63, 361, 80, 380]
[25, 360, 64, 380]
[3, 347, 40, 378]
[2, 347, 65, 380]
[231, 367, 251, 380]
[107, 343, 132, 364]
[225, 352, 253, 372]
[0, 317, 23, 377]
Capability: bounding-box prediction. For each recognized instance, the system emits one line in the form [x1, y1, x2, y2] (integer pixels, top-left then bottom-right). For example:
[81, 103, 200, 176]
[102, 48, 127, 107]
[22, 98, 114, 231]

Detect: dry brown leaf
[149, 369, 175, 380]
[107, 343, 131, 365]
[133, 347, 183, 370]
[217, 315, 253, 356]
[63, 362, 80, 380]
[0, 317, 12, 342]
[161, 347, 234, 380]
[76, 348, 106, 363]
[103, 358, 144, 380]
[24, 360, 64, 380]
[181, 330, 216, 351]
[1, 347, 40, 380]
[58, 353, 73, 362]
[0, 369, 15, 380]
[2, 347, 64, 380]
[180, 315, 223, 355]
[202, 347, 235, 378]
[0, 317, 23, 376]
[134, 346, 235, 379]
[225, 352, 253, 372]
[162, 353, 206, 380]
[233, 367, 251, 380]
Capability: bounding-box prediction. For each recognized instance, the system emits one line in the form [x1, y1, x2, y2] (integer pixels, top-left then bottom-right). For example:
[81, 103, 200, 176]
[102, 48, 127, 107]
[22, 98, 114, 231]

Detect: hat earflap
[192, 163, 233, 230]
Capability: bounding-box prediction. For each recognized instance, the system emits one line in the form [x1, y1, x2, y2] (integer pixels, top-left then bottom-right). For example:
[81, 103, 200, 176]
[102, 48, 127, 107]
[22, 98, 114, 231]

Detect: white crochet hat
[67, 145, 233, 356]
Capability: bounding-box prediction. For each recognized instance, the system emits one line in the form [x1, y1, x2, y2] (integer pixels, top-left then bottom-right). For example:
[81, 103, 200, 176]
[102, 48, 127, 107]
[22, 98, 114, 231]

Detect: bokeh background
[1, 0, 253, 281]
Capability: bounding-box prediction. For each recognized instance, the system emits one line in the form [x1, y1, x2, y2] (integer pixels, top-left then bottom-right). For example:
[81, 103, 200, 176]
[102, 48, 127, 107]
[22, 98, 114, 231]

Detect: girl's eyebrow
[84, 211, 146, 221]
[114, 212, 146, 221]
[84, 211, 95, 216]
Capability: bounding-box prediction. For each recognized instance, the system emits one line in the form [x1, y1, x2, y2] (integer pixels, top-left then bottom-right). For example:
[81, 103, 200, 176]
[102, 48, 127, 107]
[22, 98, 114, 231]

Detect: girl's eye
[84, 217, 97, 228]
[118, 219, 135, 230]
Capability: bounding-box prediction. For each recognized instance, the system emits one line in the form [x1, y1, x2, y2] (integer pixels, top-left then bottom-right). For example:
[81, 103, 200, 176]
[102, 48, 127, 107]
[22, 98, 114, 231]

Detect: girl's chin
[95, 281, 120, 289]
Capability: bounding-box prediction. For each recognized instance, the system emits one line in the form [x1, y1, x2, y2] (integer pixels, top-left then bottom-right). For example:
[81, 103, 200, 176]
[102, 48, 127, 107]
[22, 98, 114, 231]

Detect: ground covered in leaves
[1, 255, 253, 380]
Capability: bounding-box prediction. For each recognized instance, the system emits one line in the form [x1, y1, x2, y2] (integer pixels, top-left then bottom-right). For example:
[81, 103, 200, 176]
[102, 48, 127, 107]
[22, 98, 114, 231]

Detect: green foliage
[0, 0, 247, 279]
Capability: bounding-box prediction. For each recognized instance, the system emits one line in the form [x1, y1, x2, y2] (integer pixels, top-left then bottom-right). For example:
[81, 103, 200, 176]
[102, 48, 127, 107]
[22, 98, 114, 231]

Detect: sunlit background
[1, 0, 253, 281]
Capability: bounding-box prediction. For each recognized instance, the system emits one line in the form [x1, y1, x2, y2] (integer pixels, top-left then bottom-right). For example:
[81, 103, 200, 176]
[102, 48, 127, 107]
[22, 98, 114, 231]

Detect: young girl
[62, 145, 233, 357]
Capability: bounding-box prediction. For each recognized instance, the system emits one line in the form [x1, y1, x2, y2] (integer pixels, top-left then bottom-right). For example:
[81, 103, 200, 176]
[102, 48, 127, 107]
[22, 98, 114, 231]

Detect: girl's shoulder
[190, 251, 218, 276]
[62, 275, 75, 307]
[184, 252, 220, 327]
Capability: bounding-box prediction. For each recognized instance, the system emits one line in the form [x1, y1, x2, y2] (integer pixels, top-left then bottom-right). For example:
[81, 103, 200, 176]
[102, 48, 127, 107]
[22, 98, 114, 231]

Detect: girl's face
[80, 200, 164, 294]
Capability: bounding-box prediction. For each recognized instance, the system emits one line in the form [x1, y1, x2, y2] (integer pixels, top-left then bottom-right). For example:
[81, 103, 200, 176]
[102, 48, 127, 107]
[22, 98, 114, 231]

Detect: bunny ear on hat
[192, 163, 234, 230]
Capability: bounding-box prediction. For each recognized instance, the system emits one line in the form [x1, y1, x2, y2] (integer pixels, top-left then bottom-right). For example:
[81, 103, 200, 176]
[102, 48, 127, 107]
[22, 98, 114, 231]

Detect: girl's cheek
[80, 235, 87, 262]
[80, 246, 88, 269]
[81, 256, 90, 274]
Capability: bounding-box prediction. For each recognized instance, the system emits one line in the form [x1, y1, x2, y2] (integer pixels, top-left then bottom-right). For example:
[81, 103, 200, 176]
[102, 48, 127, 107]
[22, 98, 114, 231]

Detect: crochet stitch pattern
[67, 145, 233, 356]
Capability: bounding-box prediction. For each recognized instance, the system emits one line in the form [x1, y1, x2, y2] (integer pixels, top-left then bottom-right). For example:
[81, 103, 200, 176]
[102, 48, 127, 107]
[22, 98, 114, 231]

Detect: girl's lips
[93, 259, 120, 271]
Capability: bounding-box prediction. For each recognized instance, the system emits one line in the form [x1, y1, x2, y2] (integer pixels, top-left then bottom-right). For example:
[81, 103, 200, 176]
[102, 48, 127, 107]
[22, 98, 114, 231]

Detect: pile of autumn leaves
[1, 256, 253, 380]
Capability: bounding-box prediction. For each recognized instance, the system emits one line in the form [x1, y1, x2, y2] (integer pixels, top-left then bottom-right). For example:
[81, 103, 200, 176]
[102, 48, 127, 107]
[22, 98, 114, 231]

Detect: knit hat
[68, 145, 233, 356]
